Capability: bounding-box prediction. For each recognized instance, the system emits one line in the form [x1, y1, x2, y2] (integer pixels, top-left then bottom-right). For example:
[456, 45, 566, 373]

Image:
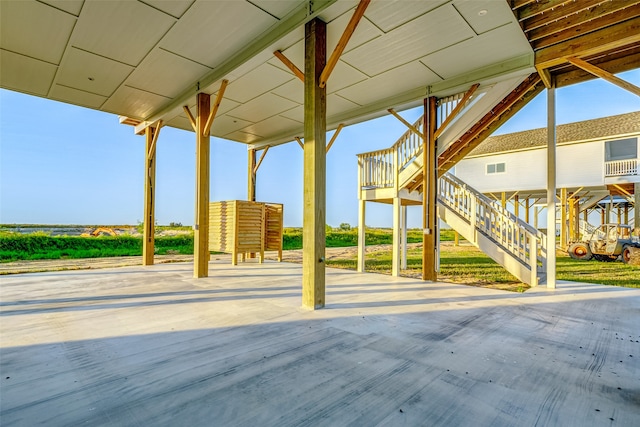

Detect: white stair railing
[439, 173, 546, 280]
[358, 116, 423, 189]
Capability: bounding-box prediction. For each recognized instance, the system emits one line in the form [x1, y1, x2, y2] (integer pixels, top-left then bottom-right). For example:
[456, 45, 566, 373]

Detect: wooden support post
[534, 206, 540, 229]
[194, 92, 211, 278]
[624, 203, 629, 226]
[601, 206, 606, 226]
[248, 148, 256, 202]
[454, 231, 459, 246]
[392, 197, 401, 277]
[514, 195, 520, 218]
[525, 198, 531, 224]
[606, 196, 612, 224]
[573, 198, 580, 241]
[143, 124, 160, 266]
[635, 183, 640, 230]
[617, 205, 622, 225]
[501, 192, 507, 210]
[546, 82, 556, 289]
[560, 188, 567, 249]
[302, 17, 327, 309]
[401, 205, 407, 270]
[422, 96, 438, 281]
[357, 199, 365, 272]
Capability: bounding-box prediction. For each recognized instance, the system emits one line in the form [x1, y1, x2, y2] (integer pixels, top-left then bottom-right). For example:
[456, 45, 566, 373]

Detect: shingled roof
[469, 111, 640, 157]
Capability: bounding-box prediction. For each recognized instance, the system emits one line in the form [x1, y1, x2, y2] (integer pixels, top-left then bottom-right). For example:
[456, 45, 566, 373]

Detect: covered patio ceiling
[3, 0, 636, 150]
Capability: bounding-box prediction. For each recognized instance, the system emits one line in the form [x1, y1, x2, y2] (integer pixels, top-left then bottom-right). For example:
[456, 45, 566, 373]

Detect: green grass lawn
[326, 243, 640, 291]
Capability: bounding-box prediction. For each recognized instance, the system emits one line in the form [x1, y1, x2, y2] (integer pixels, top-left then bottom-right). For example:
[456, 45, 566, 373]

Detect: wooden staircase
[356, 81, 549, 285]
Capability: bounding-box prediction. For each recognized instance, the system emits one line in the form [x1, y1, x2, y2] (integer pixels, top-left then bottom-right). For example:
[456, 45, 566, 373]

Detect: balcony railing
[605, 158, 638, 177]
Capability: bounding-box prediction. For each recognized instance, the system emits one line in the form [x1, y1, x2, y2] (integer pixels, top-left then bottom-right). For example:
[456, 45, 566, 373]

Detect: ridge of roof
[469, 111, 640, 157]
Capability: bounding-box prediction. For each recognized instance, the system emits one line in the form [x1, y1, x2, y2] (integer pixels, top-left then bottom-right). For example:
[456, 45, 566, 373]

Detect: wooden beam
[388, 109, 424, 140]
[555, 47, 640, 87]
[535, 16, 640, 69]
[295, 136, 304, 149]
[253, 146, 270, 174]
[521, 0, 602, 32]
[302, 17, 327, 309]
[326, 123, 344, 153]
[248, 148, 256, 202]
[183, 106, 196, 132]
[146, 120, 163, 161]
[567, 57, 640, 97]
[434, 83, 480, 139]
[143, 125, 158, 266]
[273, 50, 304, 82]
[537, 65, 553, 89]
[194, 92, 211, 278]
[319, 0, 370, 88]
[422, 96, 437, 282]
[527, 2, 640, 45]
[203, 79, 228, 136]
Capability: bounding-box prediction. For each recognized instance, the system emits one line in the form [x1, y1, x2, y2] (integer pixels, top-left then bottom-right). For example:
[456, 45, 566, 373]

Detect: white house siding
[455, 141, 605, 192]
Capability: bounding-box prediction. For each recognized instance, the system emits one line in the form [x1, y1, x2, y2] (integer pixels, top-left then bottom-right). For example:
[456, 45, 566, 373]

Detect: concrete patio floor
[1, 258, 639, 426]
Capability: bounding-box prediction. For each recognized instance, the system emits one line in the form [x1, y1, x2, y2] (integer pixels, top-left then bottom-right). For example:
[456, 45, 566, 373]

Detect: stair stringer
[438, 203, 537, 286]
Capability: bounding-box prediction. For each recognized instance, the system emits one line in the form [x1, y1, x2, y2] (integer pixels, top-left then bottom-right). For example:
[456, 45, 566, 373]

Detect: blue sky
[1, 70, 638, 227]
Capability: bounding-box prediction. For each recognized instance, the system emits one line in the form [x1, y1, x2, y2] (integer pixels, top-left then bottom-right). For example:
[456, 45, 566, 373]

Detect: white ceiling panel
[327, 93, 360, 116]
[365, 0, 449, 33]
[165, 115, 193, 133]
[159, 1, 277, 68]
[224, 63, 295, 104]
[327, 9, 382, 54]
[39, 0, 84, 16]
[56, 48, 133, 97]
[280, 105, 303, 123]
[0, 0, 76, 64]
[223, 130, 262, 144]
[316, 0, 359, 23]
[102, 86, 171, 120]
[49, 84, 107, 109]
[241, 115, 301, 138]
[326, 61, 368, 94]
[144, 0, 195, 18]
[226, 92, 298, 123]
[250, 0, 300, 19]
[269, 39, 304, 73]
[271, 79, 303, 104]
[211, 115, 254, 137]
[453, 0, 515, 35]
[0, 50, 57, 96]
[337, 61, 440, 106]
[420, 23, 531, 79]
[125, 48, 211, 98]
[342, 4, 475, 76]
[71, 1, 175, 66]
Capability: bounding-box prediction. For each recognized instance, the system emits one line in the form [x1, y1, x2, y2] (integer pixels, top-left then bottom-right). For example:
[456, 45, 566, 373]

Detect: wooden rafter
[567, 57, 640, 97]
[326, 124, 344, 153]
[203, 79, 228, 136]
[387, 109, 424, 140]
[535, 16, 640, 69]
[438, 73, 544, 175]
[516, 0, 570, 23]
[522, 0, 603, 32]
[183, 106, 196, 132]
[147, 120, 163, 161]
[434, 83, 479, 139]
[319, 0, 370, 88]
[528, 2, 639, 47]
[273, 50, 304, 82]
[253, 146, 270, 174]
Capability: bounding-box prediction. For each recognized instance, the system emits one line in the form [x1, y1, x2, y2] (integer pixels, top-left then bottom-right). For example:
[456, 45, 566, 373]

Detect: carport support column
[635, 183, 640, 230]
[302, 17, 326, 309]
[422, 96, 438, 281]
[248, 148, 256, 202]
[357, 199, 366, 272]
[143, 126, 157, 266]
[546, 83, 556, 289]
[194, 93, 211, 278]
[392, 197, 401, 277]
